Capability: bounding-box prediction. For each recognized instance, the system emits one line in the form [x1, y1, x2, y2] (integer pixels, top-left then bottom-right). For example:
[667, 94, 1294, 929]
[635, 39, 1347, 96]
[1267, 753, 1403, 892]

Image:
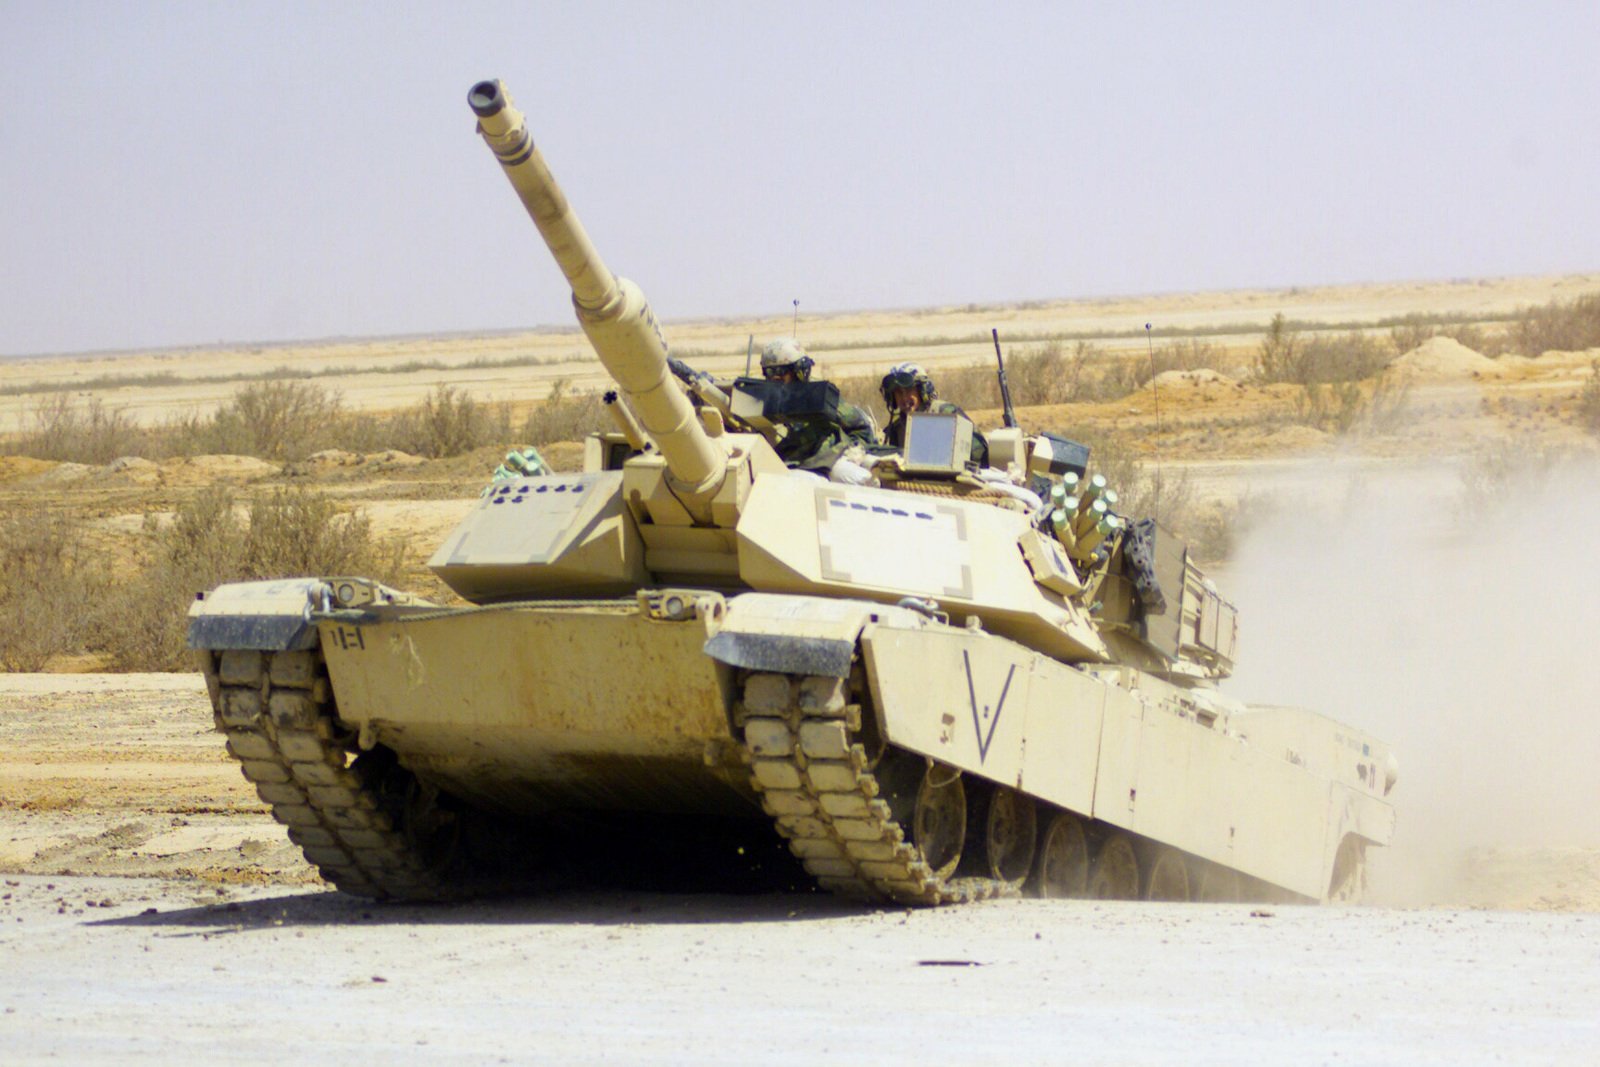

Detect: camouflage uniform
[759, 338, 880, 473]
[776, 397, 879, 473]
[880, 364, 988, 467]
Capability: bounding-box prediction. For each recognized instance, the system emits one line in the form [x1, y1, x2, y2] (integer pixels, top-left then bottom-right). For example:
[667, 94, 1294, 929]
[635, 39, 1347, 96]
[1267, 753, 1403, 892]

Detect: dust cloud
[1220, 450, 1600, 906]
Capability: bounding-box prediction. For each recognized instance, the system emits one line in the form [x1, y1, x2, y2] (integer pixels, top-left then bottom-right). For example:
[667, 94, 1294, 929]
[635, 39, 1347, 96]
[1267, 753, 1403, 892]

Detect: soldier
[758, 339, 880, 479]
[879, 362, 988, 466]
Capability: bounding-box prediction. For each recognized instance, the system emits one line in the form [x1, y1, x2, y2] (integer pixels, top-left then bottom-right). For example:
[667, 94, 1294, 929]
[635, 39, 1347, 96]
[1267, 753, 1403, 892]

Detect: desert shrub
[936, 362, 1003, 411]
[1509, 292, 1600, 356]
[95, 486, 405, 671]
[834, 371, 882, 416]
[1578, 361, 1600, 435]
[519, 379, 606, 447]
[1256, 317, 1392, 386]
[1253, 314, 1301, 383]
[385, 384, 512, 458]
[0, 507, 99, 671]
[1387, 314, 1438, 356]
[1453, 435, 1586, 522]
[15, 394, 148, 464]
[1290, 373, 1411, 435]
[319, 409, 392, 455]
[1440, 322, 1506, 357]
[1300, 332, 1393, 383]
[1010, 341, 1116, 405]
[205, 381, 343, 460]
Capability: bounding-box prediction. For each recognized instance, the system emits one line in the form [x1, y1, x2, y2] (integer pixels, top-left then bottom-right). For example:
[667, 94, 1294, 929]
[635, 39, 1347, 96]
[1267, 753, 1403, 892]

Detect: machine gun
[992, 328, 1018, 430]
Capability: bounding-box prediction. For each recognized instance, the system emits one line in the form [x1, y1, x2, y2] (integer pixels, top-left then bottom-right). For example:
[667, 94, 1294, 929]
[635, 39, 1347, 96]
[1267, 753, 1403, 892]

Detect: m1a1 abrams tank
[185, 79, 1396, 906]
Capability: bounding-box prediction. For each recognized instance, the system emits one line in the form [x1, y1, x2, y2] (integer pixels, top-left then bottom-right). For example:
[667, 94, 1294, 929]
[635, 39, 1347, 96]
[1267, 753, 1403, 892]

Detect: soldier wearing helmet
[758, 338, 815, 384]
[757, 339, 880, 476]
[880, 362, 988, 466]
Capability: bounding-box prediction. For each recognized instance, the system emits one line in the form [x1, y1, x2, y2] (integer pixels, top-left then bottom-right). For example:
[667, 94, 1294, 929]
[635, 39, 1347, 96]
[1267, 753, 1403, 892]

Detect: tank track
[735, 670, 1013, 906]
[199, 646, 456, 901]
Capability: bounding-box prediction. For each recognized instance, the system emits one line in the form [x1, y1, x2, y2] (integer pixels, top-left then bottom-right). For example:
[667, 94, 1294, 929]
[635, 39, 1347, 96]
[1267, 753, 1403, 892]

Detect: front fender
[703, 592, 932, 678]
[185, 578, 331, 651]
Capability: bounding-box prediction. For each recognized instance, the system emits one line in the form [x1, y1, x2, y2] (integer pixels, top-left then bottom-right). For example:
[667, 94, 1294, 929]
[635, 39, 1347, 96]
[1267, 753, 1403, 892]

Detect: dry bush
[204, 381, 344, 460]
[1578, 361, 1600, 435]
[96, 487, 405, 671]
[15, 394, 148, 464]
[1440, 322, 1506, 357]
[519, 379, 606, 447]
[1509, 292, 1600, 356]
[1009, 341, 1087, 403]
[1256, 315, 1392, 387]
[1290, 373, 1411, 435]
[385, 384, 512, 458]
[0, 507, 98, 670]
[833, 371, 883, 417]
[1253, 313, 1302, 383]
[1387, 314, 1438, 356]
[1453, 434, 1587, 521]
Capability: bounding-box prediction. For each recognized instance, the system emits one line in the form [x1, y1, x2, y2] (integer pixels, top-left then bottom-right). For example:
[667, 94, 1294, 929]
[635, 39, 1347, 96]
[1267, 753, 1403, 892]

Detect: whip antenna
[1146, 322, 1164, 507]
[792, 299, 799, 340]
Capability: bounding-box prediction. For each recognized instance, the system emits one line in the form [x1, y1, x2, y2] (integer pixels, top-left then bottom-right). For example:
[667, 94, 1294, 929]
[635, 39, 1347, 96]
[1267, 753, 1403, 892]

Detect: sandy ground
[1, 674, 1598, 1063]
[1, 875, 1596, 1065]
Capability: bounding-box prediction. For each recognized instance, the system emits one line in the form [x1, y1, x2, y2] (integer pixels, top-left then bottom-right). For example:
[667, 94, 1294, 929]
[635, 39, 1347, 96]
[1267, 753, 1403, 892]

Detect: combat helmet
[760, 338, 814, 382]
[880, 362, 937, 410]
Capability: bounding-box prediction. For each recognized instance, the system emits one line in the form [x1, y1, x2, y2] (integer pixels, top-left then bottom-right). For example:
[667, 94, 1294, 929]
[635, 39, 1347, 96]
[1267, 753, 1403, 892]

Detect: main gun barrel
[468, 79, 724, 494]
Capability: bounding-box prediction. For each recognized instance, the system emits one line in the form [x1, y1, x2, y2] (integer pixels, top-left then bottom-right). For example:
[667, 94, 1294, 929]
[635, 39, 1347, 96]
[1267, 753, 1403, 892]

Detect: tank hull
[317, 604, 749, 817]
[193, 583, 1393, 903]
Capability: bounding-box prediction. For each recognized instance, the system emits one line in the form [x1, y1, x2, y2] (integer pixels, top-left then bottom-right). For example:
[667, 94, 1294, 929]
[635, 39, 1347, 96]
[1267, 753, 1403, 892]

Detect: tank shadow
[91, 885, 870, 931]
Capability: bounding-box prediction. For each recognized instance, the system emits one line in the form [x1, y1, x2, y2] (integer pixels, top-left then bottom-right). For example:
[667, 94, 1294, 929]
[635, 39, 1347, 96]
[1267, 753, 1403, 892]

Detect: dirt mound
[104, 456, 163, 485]
[165, 455, 280, 485]
[366, 449, 425, 469]
[0, 456, 60, 482]
[283, 449, 364, 479]
[1390, 337, 1502, 380]
[1261, 425, 1333, 450]
[304, 449, 363, 468]
[24, 461, 94, 484]
[1151, 368, 1239, 389]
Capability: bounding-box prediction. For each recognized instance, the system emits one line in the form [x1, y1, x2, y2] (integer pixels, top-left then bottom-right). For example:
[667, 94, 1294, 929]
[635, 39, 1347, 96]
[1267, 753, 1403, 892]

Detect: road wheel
[968, 784, 1037, 887]
[1144, 846, 1191, 901]
[913, 763, 966, 881]
[1192, 862, 1241, 903]
[1030, 810, 1089, 898]
[1086, 833, 1139, 899]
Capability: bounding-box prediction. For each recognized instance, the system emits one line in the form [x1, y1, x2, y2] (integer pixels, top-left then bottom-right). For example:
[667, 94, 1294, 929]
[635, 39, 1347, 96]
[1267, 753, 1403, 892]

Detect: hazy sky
[3, 2, 1597, 357]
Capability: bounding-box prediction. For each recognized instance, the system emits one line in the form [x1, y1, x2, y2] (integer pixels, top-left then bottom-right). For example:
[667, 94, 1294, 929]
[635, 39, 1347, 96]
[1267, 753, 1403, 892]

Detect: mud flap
[702, 632, 854, 677]
[704, 593, 929, 678]
[185, 578, 330, 651]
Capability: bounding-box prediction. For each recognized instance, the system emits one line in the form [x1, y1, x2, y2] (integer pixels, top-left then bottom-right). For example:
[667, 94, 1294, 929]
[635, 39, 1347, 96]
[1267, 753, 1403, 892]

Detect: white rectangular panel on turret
[815, 488, 972, 599]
